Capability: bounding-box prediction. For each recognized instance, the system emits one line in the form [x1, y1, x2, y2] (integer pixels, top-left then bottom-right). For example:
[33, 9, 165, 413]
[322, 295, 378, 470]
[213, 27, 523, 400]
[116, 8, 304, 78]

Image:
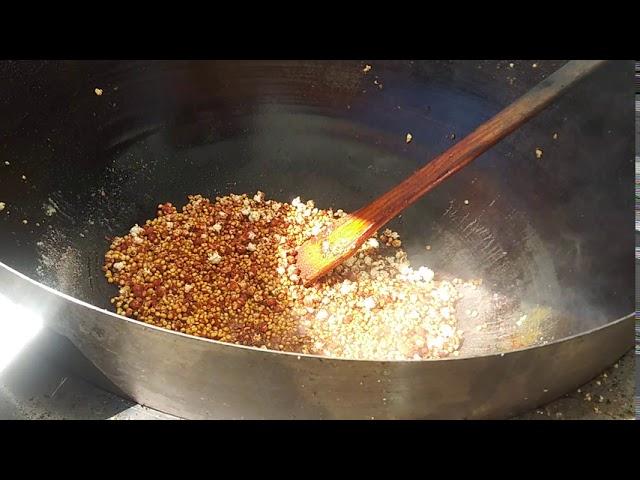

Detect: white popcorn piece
[129, 224, 144, 236]
[208, 251, 222, 264]
[362, 297, 376, 310]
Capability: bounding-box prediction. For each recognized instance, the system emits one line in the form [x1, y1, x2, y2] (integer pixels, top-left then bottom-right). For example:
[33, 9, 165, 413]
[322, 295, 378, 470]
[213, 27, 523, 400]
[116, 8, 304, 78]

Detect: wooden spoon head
[296, 214, 375, 286]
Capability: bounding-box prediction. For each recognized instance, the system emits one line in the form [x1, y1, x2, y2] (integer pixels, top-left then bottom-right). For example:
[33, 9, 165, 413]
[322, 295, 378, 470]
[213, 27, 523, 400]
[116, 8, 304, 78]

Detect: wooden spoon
[296, 60, 607, 285]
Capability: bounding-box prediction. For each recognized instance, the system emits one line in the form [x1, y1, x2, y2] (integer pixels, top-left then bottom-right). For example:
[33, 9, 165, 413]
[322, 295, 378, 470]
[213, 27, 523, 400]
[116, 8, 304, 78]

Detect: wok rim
[0, 259, 633, 364]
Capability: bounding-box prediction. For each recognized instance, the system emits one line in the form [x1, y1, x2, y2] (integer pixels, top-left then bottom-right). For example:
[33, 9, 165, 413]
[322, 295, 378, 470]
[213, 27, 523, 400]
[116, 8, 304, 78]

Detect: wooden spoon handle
[354, 60, 607, 225]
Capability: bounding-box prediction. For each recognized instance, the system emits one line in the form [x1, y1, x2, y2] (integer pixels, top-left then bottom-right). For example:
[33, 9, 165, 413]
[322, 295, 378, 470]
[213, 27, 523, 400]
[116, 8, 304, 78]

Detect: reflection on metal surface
[0, 293, 43, 373]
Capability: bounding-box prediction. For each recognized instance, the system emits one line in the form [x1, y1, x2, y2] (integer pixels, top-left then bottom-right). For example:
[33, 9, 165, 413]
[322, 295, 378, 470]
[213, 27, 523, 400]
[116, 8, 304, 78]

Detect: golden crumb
[535, 148, 543, 159]
[363, 64, 372, 73]
[95, 88, 103, 96]
[405, 133, 413, 144]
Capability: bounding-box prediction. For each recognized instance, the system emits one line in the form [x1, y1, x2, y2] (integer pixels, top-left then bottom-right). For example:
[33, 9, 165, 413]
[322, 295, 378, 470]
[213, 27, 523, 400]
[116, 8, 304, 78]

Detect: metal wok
[0, 60, 634, 419]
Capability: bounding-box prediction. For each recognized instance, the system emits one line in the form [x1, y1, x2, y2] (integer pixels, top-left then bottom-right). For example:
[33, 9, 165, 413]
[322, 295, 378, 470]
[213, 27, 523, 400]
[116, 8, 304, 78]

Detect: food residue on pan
[0, 202, 5, 212]
[535, 147, 543, 159]
[363, 64, 372, 73]
[43, 200, 58, 217]
[94, 88, 103, 96]
[405, 133, 413, 144]
[103, 193, 482, 361]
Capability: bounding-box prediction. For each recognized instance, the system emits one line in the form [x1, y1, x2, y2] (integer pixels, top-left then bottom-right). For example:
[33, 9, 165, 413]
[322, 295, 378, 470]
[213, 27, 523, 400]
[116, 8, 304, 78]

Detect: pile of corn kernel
[103, 192, 478, 360]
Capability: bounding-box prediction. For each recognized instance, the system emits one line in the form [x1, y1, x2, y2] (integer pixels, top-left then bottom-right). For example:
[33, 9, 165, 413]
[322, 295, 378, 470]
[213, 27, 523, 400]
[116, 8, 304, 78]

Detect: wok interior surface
[0, 60, 634, 359]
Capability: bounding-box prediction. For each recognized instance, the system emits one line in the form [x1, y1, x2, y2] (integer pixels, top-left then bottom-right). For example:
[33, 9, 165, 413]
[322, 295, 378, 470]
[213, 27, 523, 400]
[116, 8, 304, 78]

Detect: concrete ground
[0, 330, 635, 420]
[512, 348, 635, 420]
